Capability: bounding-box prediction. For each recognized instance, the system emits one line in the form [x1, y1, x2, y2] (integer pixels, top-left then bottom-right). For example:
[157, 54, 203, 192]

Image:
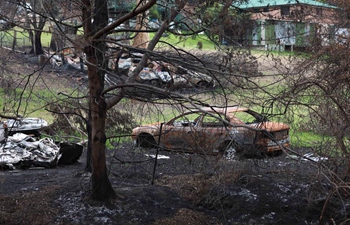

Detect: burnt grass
[1, 142, 349, 225]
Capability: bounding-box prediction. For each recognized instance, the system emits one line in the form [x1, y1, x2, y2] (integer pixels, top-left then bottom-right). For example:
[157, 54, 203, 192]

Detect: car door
[160, 112, 202, 152]
[228, 111, 260, 146]
[196, 113, 229, 154]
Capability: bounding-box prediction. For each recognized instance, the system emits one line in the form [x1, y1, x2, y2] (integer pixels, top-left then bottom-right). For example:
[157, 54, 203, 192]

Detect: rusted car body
[132, 107, 290, 155]
[172, 66, 215, 88]
[117, 53, 214, 88]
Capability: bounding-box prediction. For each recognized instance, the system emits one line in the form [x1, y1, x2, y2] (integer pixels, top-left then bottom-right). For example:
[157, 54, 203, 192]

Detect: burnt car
[116, 53, 214, 88]
[172, 66, 215, 88]
[117, 54, 172, 87]
[130, 60, 172, 87]
[6, 117, 48, 137]
[132, 107, 290, 156]
[0, 118, 61, 169]
[0, 118, 83, 169]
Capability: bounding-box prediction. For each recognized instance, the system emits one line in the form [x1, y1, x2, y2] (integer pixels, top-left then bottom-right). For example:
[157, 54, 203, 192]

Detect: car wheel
[136, 133, 157, 148]
[196, 80, 211, 88]
[150, 79, 161, 87]
[224, 146, 236, 160]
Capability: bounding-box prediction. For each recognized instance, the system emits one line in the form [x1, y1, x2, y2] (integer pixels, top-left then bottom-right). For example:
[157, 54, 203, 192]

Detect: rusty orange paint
[132, 107, 290, 155]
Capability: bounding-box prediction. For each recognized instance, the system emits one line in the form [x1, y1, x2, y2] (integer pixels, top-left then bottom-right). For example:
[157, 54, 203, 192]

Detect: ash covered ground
[1, 143, 348, 225]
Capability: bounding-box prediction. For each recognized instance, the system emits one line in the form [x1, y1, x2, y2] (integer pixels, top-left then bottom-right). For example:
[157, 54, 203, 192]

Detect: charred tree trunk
[25, 6, 46, 56]
[83, 0, 116, 200]
[81, 0, 178, 201]
[86, 43, 116, 200]
[29, 31, 44, 55]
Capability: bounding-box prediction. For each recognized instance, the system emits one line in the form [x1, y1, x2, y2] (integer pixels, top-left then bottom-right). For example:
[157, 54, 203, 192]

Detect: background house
[234, 0, 339, 51]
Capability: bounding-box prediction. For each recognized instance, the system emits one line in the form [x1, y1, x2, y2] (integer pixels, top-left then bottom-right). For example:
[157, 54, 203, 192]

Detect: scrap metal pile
[0, 133, 60, 169]
[0, 118, 67, 169]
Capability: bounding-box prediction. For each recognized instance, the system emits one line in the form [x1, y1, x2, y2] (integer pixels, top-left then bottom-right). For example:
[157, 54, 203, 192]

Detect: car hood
[248, 121, 290, 132]
[6, 118, 48, 132]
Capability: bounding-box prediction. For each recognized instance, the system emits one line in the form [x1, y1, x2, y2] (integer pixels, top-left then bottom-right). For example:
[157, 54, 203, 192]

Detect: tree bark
[82, 0, 182, 201]
[84, 108, 92, 172]
[133, 0, 149, 49]
[83, 0, 116, 200]
[86, 43, 116, 200]
[26, 4, 46, 55]
[29, 31, 44, 55]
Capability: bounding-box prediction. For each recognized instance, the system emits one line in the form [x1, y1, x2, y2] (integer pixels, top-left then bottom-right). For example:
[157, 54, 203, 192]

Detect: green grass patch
[1, 27, 217, 51]
[290, 131, 325, 148]
[0, 87, 73, 123]
[150, 32, 217, 50]
[0, 27, 51, 48]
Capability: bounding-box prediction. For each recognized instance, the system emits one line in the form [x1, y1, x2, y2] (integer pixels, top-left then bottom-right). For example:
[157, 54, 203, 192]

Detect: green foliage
[0, 88, 57, 120]
[290, 131, 326, 148]
[149, 5, 161, 20]
[198, 2, 246, 41]
[0, 84, 328, 150]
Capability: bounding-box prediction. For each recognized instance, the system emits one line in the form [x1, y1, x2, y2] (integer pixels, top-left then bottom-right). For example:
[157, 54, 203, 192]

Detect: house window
[281, 5, 290, 16]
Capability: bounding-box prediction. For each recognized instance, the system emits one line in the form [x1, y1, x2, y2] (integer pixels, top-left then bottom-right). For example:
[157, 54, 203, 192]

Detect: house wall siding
[244, 4, 339, 49]
[237, 1, 340, 48]
[250, 20, 334, 49]
[249, 5, 337, 24]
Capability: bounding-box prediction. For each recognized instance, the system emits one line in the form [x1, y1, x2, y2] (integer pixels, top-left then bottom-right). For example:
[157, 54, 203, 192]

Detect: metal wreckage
[0, 118, 82, 169]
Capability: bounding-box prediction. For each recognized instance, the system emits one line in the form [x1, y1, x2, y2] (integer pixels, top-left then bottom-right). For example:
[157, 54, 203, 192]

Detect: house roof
[235, 0, 337, 9]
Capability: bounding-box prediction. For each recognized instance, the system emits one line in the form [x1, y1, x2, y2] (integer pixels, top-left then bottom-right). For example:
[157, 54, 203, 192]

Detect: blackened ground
[0, 142, 349, 225]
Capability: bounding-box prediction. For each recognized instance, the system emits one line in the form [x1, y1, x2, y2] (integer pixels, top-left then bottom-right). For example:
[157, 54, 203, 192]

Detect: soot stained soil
[0, 143, 348, 225]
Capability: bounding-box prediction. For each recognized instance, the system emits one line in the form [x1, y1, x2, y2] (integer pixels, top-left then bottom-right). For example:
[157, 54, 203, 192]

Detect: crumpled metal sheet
[129, 66, 172, 83]
[0, 133, 61, 169]
[6, 118, 48, 132]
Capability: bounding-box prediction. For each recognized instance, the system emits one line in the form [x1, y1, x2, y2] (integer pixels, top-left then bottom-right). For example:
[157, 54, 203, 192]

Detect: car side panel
[160, 124, 196, 151]
[196, 126, 229, 154]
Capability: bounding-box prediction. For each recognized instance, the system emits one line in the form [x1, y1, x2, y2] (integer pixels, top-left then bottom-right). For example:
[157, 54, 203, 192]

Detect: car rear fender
[135, 132, 157, 148]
